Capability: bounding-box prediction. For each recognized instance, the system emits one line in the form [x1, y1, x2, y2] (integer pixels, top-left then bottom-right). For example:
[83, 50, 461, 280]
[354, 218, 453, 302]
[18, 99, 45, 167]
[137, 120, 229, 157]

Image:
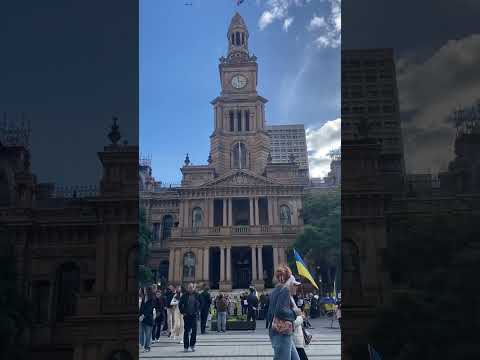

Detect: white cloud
[306, 118, 341, 178]
[258, 0, 308, 30]
[307, 15, 326, 31]
[283, 17, 294, 31]
[308, 0, 341, 48]
[397, 34, 480, 173]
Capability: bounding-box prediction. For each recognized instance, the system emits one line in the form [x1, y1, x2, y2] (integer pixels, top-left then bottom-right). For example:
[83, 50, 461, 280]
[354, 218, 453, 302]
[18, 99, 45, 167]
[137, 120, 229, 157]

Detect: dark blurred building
[0, 119, 138, 360]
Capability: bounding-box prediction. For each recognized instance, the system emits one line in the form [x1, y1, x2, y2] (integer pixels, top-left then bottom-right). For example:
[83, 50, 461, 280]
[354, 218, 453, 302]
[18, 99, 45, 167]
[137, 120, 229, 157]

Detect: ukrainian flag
[293, 249, 319, 289]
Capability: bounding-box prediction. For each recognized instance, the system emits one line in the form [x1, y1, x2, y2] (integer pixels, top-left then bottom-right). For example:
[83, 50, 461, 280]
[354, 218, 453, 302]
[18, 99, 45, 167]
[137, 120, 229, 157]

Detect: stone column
[168, 248, 175, 282]
[174, 248, 181, 283]
[254, 197, 260, 225]
[178, 249, 184, 283]
[220, 246, 225, 282]
[257, 246, 264, 282]
[226, 246, 232, 282]
[273, 198, 279, 225]
[273, 247, 279, 271]
[223, 198, 227, 226]
[179, 201, 184, 228]
[184, 200, 190, 228]
[249, 198, 254, 226]
[196, 248, 203, 282]
[209, 199, 214, 227]
[278, 247, 285, 264]
[251, 246, 257, 282]
[228, 198, 233, 226]
[203, 247, 210, 282]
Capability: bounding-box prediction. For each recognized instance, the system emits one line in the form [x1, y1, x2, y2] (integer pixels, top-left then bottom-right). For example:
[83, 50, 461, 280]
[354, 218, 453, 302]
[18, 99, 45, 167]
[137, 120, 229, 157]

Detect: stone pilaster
[168, 248, 175, 283]
[220, 246, 225, 282]
[228, 198, 233, 226]
[226, 246, 232, 282]
[254, 245, 265, 290]
[251, 246, 257, 282]
[203, 247, 210, 282]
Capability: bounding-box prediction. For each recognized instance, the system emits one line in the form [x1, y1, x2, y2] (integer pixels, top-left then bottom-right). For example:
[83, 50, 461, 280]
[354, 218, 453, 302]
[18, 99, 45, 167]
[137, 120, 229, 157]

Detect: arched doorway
[232, 247, 251, 289]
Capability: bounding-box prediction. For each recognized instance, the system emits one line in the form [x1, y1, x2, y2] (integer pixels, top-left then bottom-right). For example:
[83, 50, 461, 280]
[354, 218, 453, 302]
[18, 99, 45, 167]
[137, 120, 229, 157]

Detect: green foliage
[138, 208, 153, 287]
[293, 189, 340, 293]
[0, 235, 32, 360]
[368, 214, 480, 360]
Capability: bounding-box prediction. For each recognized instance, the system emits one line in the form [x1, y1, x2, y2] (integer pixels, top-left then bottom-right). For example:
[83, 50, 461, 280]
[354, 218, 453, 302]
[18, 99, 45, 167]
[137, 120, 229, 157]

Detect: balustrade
[172, 224, 302, 237]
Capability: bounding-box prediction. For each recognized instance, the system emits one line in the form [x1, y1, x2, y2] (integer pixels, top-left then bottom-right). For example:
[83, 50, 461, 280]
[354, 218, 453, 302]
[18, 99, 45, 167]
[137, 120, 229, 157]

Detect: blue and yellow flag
[293, 249, 319, 289]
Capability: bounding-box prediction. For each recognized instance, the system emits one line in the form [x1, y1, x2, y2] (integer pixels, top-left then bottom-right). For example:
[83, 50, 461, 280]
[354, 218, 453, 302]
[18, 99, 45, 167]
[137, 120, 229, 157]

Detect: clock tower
[210, 12, 271, 176]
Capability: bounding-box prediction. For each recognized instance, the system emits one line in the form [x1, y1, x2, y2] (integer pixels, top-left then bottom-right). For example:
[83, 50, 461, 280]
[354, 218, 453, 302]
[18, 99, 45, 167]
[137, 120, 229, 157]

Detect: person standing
[152, 289, 165, 342]
[293, 308, 309, 360]
[139, 286, 155, 353]
[246, 287, 259, 331]
[179, 283, 201, 352]
[266, 265, 301, 360]
[199, 285, 211, 334]
[264, 294, 270, 328]
[215, 293, 228, 332]
[139, 288, 145, 347]
[165, 285, 175, 338]
[171, 287, 184, 343]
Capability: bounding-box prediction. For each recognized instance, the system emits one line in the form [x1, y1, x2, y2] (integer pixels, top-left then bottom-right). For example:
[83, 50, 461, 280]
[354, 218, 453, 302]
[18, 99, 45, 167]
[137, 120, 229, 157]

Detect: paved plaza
[140, 317, 340, 359]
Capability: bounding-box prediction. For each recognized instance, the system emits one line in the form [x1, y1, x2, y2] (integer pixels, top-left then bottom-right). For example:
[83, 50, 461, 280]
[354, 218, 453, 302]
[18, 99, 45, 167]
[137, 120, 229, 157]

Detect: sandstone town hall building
[140, 13, 309, 291]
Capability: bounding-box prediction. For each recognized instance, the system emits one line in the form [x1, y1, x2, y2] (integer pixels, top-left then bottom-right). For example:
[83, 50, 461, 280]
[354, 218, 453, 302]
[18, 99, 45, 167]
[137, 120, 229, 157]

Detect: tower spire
[227, 12, 249, 62]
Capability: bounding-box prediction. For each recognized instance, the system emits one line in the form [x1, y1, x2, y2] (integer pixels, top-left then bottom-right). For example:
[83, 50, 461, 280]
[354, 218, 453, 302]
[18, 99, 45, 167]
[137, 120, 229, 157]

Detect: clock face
[231, 74, 247, 89]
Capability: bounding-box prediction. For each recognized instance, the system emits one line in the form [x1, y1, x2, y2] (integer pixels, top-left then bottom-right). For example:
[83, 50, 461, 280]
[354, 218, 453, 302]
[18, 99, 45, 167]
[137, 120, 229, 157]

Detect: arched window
[231, 34, 235, 45]
[56, 262, 80, 321]
[183, 252, 196, 282]
[192, 207, 203, 228]
[235, 32, 241, 46]
[229, 111, 235, 132]
[232, 143, 247, 169]
[280, 205, 292, 225]
[241, 32, 245, 45]
[245, 110, 250, 131]
[162, 215, 173, 241]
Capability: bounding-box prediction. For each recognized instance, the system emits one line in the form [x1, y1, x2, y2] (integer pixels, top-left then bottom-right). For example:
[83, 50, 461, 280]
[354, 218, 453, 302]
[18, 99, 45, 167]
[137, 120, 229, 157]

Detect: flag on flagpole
[368, 344, 382, 360]
[293, 249, 319, 289]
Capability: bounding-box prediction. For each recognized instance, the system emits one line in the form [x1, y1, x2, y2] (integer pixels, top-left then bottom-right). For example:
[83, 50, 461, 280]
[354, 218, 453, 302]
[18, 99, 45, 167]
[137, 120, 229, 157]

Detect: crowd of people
[138, 274, 341, 359]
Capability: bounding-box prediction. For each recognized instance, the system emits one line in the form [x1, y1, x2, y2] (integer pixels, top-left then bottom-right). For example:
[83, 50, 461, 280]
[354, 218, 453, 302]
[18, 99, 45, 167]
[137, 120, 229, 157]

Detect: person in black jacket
[139, 286, 155, 352]
[152, 289, 165, 342]
[199, 285, 212, 334]
[246, 287, 259, 331]
[179, 283, 201, 352]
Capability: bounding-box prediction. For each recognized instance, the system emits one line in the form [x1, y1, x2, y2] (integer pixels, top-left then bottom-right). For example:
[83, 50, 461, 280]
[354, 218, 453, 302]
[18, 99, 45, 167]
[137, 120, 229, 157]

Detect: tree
[368, 213, 480, 360]
[138, 208, 153, 287]
[0, 230, 32, 360]
[293, 189, 340, 294]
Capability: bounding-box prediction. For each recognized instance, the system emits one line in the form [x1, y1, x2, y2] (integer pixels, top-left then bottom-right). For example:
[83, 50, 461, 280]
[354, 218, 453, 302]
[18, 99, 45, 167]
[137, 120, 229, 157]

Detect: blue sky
[140, 0, 340, 183]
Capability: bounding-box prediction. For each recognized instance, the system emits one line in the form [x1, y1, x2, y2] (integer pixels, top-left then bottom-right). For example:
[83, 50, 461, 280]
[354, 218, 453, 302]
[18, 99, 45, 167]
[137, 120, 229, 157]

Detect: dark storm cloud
[343, 0, 480, 174]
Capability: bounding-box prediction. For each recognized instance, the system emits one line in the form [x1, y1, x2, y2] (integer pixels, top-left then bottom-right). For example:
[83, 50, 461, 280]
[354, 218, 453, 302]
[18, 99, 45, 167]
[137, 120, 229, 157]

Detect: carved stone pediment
[203, 170, 279, 187]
